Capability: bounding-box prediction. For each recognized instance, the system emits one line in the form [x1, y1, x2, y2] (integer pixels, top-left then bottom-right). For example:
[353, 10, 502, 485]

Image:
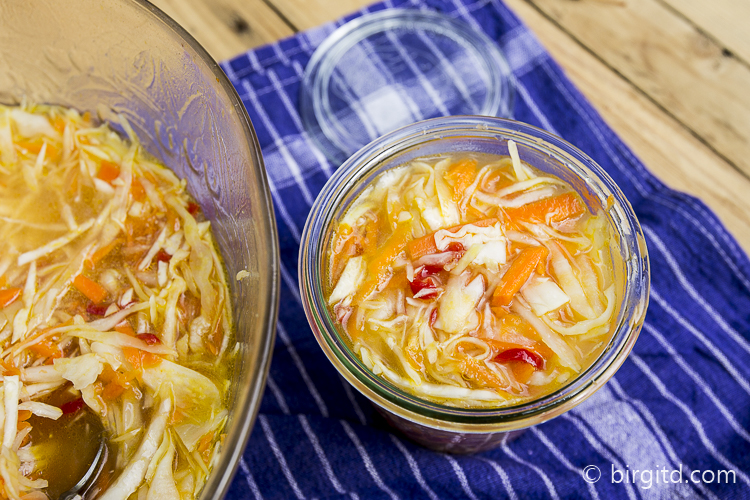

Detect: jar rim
[299, 116, 649, 432]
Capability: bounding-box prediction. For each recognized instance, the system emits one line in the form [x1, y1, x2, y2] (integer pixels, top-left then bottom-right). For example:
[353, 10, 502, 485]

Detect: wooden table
[152, 0, 750, 254]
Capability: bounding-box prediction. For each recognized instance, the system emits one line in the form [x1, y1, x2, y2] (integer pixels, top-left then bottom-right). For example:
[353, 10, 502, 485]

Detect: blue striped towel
[220, 0, 750, 498]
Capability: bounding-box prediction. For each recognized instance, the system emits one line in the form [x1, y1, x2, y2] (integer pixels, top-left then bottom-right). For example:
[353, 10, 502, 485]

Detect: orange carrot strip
[97, 160, 121, 185]
[123, 346, 142, 371]
[510, 361, 536, 384]
[504, 192, 585, 225]
[53, 117, 66, 133]
[85, 239, 121, 270]
[131, 176, 146, 202]
[0, 288, 22, 309]
[29, 340, 62, 360]
[16, 141, 43, 154]
[0, 360, 20, 376]
[73, 275, 108, 304]
[102, 381, 126, 402]
[405, 336, 424, 371]
[459, 354, 509, 391]
[198, 431, 215, 464]
[170, 407, 186, 425]
[354, 224, 412, 302]
[115, 320, 136, 336]
[407, 217, 499, 259]
[491, 246, 549, 307]
[142, 352, 162, 368]
[445, 158, 477, 203]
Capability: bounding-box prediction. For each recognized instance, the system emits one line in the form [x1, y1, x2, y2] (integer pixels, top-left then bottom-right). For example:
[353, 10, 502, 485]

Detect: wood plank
[150, 0, 294, 61]
[263, 0, 371, 31]
[526, 0, 750, 180]
[505, 0, 750, 253]
[659, 0, 750, 65]
[152, 0, 750, 252]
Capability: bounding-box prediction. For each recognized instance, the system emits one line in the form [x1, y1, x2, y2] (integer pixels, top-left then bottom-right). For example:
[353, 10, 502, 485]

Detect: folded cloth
[220, 0, 750, 498]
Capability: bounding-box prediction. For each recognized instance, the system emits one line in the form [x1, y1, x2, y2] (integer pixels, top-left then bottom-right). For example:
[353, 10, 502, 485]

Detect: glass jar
[299, 116, 649, 453]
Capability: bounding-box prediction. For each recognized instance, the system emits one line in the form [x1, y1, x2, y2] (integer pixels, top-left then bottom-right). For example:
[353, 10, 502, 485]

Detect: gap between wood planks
[518, 0, 750, 184]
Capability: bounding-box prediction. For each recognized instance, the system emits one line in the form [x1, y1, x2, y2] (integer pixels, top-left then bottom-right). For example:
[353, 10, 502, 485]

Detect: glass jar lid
[300, 9, 515, 163]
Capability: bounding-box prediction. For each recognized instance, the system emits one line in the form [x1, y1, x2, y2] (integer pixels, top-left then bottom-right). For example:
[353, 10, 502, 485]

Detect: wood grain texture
[260, 0, 371, 30]
[506, 0, 750, 252]
[148, 0, 750, 253]
[527, 0, 750, 180]
[151, 0, 294, 61]
[659, 0, 750, 65]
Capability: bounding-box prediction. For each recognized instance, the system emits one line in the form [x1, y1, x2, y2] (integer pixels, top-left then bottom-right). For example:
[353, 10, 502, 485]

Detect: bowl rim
[299, 115, 649, 433]
[133, 0, 280, 495]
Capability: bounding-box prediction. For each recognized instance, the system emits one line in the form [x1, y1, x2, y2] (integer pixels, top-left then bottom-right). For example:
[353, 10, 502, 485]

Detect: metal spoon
[58, 436, 108, 500]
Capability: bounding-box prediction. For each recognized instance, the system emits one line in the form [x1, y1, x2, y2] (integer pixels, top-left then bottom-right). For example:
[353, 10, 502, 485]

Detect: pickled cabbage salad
[327, 149, 618, 408]
[0, 104, 233, 499]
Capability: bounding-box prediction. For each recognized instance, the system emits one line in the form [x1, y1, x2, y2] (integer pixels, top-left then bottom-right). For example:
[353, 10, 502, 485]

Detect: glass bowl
[0, 0, 279, 497]
[299, 116, 649, 453]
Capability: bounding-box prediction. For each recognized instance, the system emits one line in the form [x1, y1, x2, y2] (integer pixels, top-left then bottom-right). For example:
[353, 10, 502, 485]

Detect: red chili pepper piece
[409, 266, 442, 299]
[137, 333, 161, 345]
[86, 302, 110, 317]
[61, 397, 85, 415]
[187, 201, 201, 216]
[494, 348, 545, 370]
[446, 242, 465, 253]
[429, 308, 438, 326]
[155, 249, 172, 263]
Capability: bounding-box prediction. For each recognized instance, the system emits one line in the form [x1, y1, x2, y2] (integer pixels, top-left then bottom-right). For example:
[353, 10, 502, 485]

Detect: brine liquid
[326, 150, 619, 408]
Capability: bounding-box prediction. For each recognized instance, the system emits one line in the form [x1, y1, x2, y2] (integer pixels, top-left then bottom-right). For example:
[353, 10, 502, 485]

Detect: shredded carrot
[405, 336, 424, 371]
[504, 192, 585, 225]
[73, 275, 108, 304]
[115, 320, 136, 336]
[170, 407, 186, 425]
[0, 360, 20, 376]
[102, 381, 126, 402]
[131, 176, 146, 202]
[407, 217, 499, 259]
[0, 287, 22, 309]
[197, 431, 215, 464]
[97, 160, 121, 185]
[29, 339, 62, 360]
[142, 352, 162, 368]
[354, 223, 412, 302]
[482, 168, 515, 193]
[52, 116, 66, 134]
[17, 410, 32, 422]
[123, 346, 142, 371]
[445, 158, 477, 203]
[16, 140, 42, 154]
[122, 346, 161, 372]
[458, 354, 509, 391]
[85, 239, 121, 270]
[17, 140, 58, 160]
[515, 361, 537, 384]
[491, 246, 549, 306]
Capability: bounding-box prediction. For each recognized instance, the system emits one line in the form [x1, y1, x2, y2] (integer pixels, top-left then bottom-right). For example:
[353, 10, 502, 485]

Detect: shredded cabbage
[327, 151, 618, 408]
[0, 104, 235, 499]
